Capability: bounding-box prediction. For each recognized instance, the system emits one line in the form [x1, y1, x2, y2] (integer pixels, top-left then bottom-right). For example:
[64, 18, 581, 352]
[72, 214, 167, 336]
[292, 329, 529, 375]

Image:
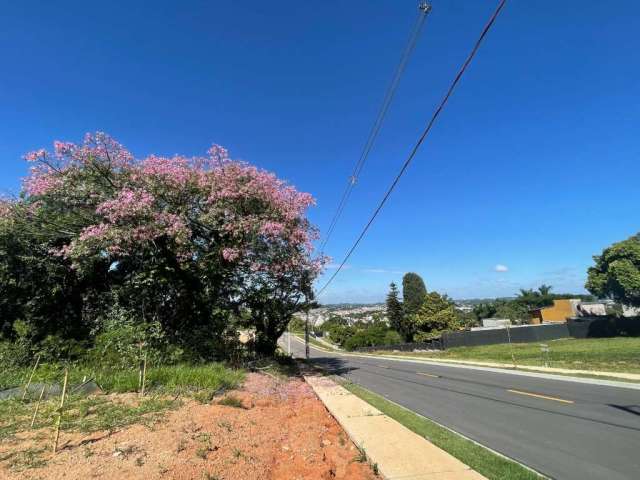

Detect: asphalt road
[281, 333, 640, 480]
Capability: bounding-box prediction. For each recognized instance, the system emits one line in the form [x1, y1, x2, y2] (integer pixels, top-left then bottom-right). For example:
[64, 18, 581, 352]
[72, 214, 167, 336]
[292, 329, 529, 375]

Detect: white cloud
[494, 264, 509, 273]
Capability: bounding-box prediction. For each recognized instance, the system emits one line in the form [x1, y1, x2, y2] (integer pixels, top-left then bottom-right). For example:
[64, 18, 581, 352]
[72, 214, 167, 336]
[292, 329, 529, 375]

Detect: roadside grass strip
[374, 337, 640, 376]
[343, 381, 544, 480]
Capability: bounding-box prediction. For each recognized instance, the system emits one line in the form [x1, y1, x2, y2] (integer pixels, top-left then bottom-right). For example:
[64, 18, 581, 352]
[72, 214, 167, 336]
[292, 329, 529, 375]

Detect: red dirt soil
[0, 373, 375, 480]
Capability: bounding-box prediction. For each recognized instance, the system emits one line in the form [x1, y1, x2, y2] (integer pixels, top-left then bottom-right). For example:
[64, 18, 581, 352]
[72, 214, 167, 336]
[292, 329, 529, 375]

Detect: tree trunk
[254, 329, 277, 356]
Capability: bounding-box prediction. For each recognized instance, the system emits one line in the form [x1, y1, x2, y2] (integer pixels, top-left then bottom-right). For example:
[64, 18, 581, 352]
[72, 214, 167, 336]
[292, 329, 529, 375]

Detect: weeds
[217, 420, 233, 432]
[195, 447, 209, 459]
[0, 395, 178, 472]
[195, 431, 217, 459]
[0, 446, 47, 471]
[176, 438, 188, 453]
[217, 395, 245, 409]
[353, 445, 367, 463]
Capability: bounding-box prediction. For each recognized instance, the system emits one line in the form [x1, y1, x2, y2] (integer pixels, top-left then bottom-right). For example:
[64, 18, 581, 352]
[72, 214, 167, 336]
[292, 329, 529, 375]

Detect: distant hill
[320, 303, 385, 310]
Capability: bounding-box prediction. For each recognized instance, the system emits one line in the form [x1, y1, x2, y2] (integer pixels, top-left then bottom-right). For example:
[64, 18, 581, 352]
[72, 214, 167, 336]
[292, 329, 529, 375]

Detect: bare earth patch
[0, 373, 375, 480]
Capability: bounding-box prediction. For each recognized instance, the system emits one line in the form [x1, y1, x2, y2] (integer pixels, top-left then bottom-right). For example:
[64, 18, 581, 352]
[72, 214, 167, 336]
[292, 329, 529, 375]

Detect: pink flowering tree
[1, 133, 325, 356]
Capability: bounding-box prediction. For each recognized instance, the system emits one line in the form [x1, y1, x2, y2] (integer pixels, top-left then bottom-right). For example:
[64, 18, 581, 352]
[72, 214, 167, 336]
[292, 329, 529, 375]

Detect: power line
[317, 0, 508, 297]
[319, 2, 432, 254]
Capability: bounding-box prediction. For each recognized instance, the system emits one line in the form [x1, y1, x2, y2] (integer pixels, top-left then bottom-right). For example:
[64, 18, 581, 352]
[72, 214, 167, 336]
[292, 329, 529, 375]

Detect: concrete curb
[305, 375, 487, 480]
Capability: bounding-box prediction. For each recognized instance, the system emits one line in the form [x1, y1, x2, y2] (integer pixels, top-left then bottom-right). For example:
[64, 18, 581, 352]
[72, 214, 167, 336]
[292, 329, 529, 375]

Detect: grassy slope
[292, 333, 333, 350]
[376, 337, 640, 374]
[343, 382, 541, 480]
[1, 363, 245, 393]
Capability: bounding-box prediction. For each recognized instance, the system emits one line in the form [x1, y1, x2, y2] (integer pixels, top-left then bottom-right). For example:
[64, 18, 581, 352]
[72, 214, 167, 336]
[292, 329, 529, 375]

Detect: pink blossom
[207, 144, 230, 166]
[24, 149, 47, 162]
[53, 141, 76, 158]
[222, 247, 240, 261]
[19, 132, 328, 279]
[140, 155, 192, 186]
[79, 223, 110, 241]
[0, 199, 13, 219]
[260, 221, 284, 238]
[23, 169, 64, 196]
[96, 188, 155, 222]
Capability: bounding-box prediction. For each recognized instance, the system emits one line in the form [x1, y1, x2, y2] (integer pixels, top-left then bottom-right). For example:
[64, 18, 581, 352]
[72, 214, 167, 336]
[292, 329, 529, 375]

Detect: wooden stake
[140, 352, 147, 397]
[30, 385, 47, 428]
[22, 354, 41, 400]
[138, 343, 143, 393]
[52, 368, 69, 454]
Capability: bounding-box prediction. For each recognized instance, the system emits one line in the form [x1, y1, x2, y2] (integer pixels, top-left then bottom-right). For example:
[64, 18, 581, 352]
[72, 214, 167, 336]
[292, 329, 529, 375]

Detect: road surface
[281, 333, 640, 480]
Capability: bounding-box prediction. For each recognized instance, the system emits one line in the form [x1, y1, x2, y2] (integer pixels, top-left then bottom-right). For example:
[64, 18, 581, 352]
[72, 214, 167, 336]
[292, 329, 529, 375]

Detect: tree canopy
[413, 291, 459, 341]
[0, 133, 325, 358]
[402, 272, 427, 317]
[586, 233, 640, 307]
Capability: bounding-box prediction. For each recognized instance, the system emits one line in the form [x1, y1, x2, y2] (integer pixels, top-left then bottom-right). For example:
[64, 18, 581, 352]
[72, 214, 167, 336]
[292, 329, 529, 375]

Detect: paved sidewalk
[305, 375, 487, 480]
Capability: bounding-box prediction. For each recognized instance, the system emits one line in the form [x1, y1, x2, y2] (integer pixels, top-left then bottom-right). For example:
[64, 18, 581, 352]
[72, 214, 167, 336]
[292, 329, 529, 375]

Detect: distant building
[530, 299, 579, 323]
[576, 302, 607, 316]
[469, 318, 512, 331]
[530, 299, 608, 324]
[481, 318, 512, 328]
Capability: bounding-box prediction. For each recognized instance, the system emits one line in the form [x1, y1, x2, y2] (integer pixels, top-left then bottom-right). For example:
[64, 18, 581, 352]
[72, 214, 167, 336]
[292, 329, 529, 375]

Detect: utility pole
[418, 1, 432, 15]
[305, 307, 310, 360]
[287, 321, 291, 355]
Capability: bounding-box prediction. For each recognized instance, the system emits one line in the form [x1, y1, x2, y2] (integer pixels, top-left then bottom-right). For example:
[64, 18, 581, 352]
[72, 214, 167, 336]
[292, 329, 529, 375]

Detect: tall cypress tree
[386, 282, 404, 337]
[402, 272, 427, 317]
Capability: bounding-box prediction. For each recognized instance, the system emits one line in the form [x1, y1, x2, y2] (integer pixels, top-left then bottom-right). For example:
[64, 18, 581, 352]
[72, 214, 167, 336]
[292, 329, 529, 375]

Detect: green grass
[1, 362, 245, 395]
[374, 337, 640, 374]
[343, 382, 541, 480]
[292, 333, 332, 350]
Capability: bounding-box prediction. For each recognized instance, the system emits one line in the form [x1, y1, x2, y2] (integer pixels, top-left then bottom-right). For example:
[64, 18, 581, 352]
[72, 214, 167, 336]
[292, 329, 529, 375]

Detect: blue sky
[1, 1, 638, 303]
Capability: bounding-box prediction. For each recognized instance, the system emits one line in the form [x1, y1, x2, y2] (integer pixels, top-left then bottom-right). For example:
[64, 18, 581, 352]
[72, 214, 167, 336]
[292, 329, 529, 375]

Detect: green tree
[473, 302, 497, 320]
[514, 286, 554, 310]
[402, 272, 427, 316]
[494, 300, 528, 323]
[413, 291, 459, 340]
[0, 133, 324, 359]
[455, 309, 478, 329]
[538, 284, 553, 296]
[586, 233, 640, 307]
[385, 282, 405, 337]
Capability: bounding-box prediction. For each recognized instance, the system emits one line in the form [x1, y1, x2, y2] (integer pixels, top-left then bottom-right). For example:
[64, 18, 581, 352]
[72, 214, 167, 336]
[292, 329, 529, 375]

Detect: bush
[342, 321, 401, 351]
